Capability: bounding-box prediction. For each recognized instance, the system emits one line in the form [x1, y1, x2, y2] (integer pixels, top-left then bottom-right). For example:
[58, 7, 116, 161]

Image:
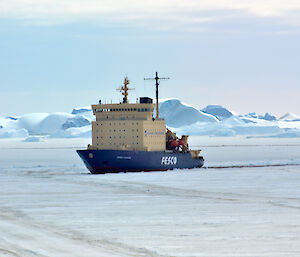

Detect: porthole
[89, 153, 93, 159]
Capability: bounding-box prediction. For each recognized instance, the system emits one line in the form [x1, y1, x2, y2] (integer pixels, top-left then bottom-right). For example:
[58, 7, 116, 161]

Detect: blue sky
[0, 0, 300, 116]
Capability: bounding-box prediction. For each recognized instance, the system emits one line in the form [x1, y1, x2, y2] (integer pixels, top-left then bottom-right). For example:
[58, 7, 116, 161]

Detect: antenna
[116, 76, 135, 103]
[144, 72, 170, 119]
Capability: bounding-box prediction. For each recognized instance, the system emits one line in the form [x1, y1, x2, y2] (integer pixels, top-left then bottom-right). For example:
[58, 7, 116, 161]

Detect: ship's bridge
[92, 101, 155, 121]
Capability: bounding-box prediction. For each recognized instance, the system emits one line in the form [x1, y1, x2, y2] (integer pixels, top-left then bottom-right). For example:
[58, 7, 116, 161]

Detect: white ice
[0, 137, 300, 257]
[1, 99, 300, 139]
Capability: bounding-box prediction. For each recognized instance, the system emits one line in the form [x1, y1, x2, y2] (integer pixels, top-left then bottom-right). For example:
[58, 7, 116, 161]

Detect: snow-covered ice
[0, 137, 300, 256]
[1, 99, 300, 139]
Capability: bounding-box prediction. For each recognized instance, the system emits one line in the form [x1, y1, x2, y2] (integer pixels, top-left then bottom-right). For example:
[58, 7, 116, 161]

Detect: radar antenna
[144, 72, 170, 119]
[117, 76, 135, 103]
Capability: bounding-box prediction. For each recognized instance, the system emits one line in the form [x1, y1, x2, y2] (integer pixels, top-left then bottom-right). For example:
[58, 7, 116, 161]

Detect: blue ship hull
[77, 149, 204, 174]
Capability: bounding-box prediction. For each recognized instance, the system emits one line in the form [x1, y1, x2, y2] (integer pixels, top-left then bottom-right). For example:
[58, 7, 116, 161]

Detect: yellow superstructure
[90, 101, 166, 151]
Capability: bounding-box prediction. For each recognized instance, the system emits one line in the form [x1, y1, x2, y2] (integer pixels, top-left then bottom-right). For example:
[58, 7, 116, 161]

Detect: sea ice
[0, 138, 299, 256]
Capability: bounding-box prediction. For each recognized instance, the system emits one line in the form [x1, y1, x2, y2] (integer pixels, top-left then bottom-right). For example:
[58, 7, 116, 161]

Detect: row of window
[94, 108, 153, 113]
[96, 142, 139, 146]
[96, 129, 138, 133]
[95, 122, 139, 126]
[96, 135, 139, 139]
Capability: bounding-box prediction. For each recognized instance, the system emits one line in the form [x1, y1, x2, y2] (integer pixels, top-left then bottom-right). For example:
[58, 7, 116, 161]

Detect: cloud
[1, 0, 300, 28]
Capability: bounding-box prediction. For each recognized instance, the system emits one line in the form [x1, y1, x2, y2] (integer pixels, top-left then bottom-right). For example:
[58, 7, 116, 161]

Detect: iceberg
[279, 113, 300, 122]
[201, 105, 234, 120]
[0, 98, 300, 139]
[159, 99, 218, 128]
[0, 128, 29, 138]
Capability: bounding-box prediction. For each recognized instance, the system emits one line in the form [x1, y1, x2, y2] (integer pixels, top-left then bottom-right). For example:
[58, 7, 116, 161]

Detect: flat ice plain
[0, 137, 300, 257]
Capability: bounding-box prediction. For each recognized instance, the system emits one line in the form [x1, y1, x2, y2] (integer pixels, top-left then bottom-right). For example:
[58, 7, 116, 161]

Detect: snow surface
[1, 98, 300, 139]
[0, 137, 300, 256]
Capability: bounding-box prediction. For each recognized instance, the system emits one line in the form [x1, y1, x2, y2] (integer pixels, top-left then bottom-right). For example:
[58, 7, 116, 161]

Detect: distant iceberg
[279, 113, 300, 122]
[159, 99, 218, 127]
[0, 128, 29, 138]
[0, 98, 300, 139]
[71, 107, 92, 115]
[201, 105, 233, 120]
[244, 112, 277, 121]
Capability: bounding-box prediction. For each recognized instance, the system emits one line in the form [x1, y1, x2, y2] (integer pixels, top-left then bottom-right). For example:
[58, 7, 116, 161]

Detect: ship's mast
[117, 76, 134, 103]
[144, 72, 170, 119]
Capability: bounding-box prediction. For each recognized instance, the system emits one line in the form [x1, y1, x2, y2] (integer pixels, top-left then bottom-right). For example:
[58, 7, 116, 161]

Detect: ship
[77, 72, 204, 174]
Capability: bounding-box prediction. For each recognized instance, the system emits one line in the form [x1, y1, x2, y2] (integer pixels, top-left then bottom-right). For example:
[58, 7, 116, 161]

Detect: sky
[0, 0, 300, 117]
